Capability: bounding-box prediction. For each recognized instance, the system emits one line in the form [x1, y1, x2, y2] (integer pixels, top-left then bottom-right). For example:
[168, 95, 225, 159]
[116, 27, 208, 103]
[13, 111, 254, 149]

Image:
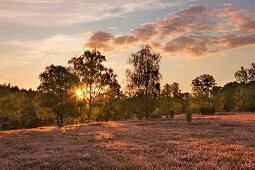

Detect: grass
[0, 112, 255, 169]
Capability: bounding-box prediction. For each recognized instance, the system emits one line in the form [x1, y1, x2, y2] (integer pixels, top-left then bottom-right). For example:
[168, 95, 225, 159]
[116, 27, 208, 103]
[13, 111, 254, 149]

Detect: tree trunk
[60, 113, 63, 127]
[88, 89, 92, 123]
[57, 114, 60, 127]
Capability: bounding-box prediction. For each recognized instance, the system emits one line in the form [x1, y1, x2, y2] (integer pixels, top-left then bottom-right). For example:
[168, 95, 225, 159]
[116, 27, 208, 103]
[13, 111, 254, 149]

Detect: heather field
[0, 113, 255, 169]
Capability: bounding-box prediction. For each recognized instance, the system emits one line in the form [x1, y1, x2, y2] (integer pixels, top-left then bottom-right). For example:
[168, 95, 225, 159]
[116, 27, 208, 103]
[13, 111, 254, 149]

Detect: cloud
[108, 27, 118, 30]
[81, 31, 95, 36]
[157, 5, 215, 37]
[0, 0, 188, 26]
[221, 34, 255, 48]
[85, 31, 114, 51]
[0, 34, 87, 69]
[113, 35, 139, 45]
[222, 3, 233, 7]
[131, 23, 158, 40]
[162, 36, 219, 58]
[83, 4, 255, 58]
[230, 14, 255, 32]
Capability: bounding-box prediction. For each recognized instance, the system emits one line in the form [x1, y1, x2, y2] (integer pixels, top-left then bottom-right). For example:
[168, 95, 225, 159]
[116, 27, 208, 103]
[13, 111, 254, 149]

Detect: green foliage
[1, 122, 9, 131]
[126, 45, 161, 118]
[186, 112, 192, 123]
[69, 49, 118, 123]
[37, 65, 79, 127]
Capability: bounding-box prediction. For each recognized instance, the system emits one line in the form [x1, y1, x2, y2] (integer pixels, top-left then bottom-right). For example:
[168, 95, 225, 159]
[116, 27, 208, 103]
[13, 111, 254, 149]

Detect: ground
[0, 112, 255, 169]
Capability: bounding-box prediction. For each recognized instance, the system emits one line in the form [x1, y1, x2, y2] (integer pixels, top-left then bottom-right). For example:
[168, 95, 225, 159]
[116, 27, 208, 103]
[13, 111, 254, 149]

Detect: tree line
[0, 45, 255, 130]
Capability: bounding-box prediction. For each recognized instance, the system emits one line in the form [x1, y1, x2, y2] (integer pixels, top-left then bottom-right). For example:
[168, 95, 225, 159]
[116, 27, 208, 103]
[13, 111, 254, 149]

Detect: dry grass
[0, 112, 255, 169]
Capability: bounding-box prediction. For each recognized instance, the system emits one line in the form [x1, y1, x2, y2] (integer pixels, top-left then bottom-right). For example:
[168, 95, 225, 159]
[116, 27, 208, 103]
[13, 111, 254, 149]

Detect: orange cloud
[222, 3, 233, 7]
[81, 31, 95, 36]
[108, 27, 118, 30]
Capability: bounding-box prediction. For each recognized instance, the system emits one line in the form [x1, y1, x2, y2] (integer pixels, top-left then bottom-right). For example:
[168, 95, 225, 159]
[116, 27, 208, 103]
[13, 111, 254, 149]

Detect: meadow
[0, 112, 255, 169]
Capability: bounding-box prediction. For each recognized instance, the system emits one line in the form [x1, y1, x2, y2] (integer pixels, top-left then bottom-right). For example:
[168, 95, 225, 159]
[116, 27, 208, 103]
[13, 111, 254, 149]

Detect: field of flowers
[0, 112, 255, 169]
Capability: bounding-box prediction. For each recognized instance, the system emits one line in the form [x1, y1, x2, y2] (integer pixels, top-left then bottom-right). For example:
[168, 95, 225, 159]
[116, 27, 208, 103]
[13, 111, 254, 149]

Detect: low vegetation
[0, 112, 254, 169]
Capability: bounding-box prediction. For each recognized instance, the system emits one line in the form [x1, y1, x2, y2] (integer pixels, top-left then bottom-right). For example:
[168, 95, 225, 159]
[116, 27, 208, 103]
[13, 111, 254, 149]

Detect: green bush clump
[1, 122, 9, 131]
[186, 112, 192, 123]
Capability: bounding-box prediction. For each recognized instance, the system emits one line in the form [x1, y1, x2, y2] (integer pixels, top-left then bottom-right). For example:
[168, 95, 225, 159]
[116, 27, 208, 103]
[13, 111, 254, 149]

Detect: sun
[76, 89, 82, 98]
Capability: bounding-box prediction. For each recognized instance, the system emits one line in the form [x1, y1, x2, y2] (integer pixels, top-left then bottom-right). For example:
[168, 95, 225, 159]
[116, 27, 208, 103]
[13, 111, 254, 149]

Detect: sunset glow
[76, 89, 82, 98]
[0, 0, 254, 91]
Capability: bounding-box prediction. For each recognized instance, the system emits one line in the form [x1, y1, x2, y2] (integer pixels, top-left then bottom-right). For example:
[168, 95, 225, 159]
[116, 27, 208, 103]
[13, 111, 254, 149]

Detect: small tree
[37, 65, 79, 127]
[191, 74, 216, 114]
[126, 45, 161, 118]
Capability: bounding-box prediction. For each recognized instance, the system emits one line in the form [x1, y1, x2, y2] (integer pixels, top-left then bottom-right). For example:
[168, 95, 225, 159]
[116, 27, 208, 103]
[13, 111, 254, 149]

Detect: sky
[0, 0, 255, 92]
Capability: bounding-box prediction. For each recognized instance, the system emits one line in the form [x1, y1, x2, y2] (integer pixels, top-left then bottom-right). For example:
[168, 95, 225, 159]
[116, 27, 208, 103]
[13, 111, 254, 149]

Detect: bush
[151, 113, 162, 119]
[66, 118, 79, 125]
[9, 125, 14, 130]
[170, 110, 174, 119]
[198, 106, 215, 115]
[26, 117, 44, 129]
[1, 122, 9, 131]
[186, 112, 192, 123]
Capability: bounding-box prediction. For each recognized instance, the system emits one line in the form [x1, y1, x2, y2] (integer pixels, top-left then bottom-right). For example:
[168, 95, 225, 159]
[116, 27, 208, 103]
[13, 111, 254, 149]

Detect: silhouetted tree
[37, 65, 79, 127]
[126, 45, 161, 118]
[69, 49, 115, 123]
[192, 74, 216, 97]
[235, 66, 248, 83]
[162, 83, 171, 97]
[191, 74, 216, 114]
[247, 63, 255, 82]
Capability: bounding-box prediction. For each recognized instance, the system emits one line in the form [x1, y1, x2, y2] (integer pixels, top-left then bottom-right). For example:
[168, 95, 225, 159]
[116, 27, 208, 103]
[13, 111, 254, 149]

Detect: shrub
[26, 117, 44, 129]
[170, 110, 174, 119]
[1, 122, 9, 131]
[198, 106, 215, 115]
[151, 113, 162, 119]
[9, 125, 14, 130]
[186, 112, 192, 123]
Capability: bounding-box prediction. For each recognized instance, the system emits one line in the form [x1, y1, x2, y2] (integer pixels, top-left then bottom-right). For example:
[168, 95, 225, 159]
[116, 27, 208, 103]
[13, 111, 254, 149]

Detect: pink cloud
[130, 23, 158, 39]
[83, 5, 255, 57]
[221, 34, 255, 48]
[157, 5, 215, 37]
[162, 36, 219, 58]
[85, 31, 114, 51]
[113, 35, 139, 45]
